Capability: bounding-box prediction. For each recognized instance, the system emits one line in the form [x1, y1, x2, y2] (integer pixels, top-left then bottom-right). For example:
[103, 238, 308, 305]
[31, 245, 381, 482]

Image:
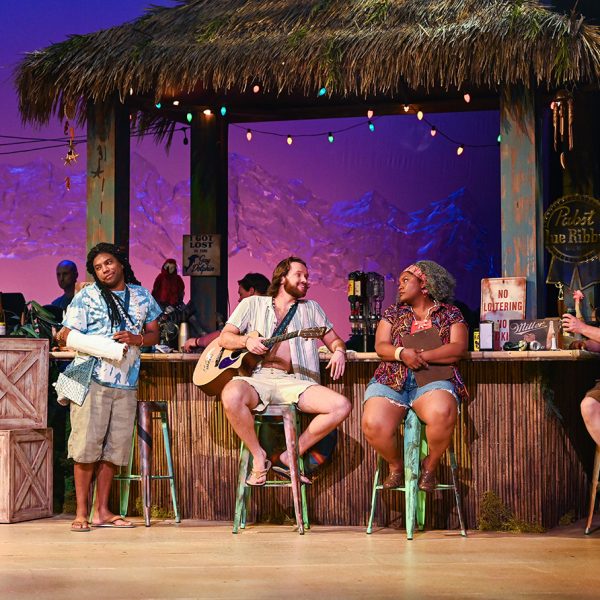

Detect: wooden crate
[0, 338, 49, 428]
[0, 428, 53, 523]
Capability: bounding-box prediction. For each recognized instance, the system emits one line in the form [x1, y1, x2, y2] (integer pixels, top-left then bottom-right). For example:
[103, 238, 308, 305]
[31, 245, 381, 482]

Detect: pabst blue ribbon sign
[544, 194, 600, 289]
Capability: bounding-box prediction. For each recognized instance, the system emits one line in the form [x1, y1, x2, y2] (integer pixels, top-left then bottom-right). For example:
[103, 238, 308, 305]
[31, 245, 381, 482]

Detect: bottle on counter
[0, 292, 6, 336]
[473, 328, 480, 351]
[177, 321, 189, 352]
[546, 320, 558, 350]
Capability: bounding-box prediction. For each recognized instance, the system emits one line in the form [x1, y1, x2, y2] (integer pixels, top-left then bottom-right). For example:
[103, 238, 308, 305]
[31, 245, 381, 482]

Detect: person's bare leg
[581, 396, 600, 446]
[73, 462, 94, 528]
[221, 380, 267, 471]
[362, 397, 407, 473]
[92, 460, 134, 525]
[412, 390, 457, 472]
[279, 385, 351, 465]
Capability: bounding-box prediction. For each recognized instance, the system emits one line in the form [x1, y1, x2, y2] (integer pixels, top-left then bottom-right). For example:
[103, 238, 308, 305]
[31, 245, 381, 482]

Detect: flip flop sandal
[272, 461, 312, 485]
[246, 459, 272, 487]
[92, 515, 136, 528]
[71, 518, 91, 532]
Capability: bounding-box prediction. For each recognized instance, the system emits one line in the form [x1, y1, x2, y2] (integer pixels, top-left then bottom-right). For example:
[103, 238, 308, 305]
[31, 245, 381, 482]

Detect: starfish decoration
[64, 141, 79, 166]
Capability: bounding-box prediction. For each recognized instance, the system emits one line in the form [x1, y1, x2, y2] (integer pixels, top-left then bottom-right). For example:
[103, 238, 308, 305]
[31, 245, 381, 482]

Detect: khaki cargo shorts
[233, 367, 318, 412]
[68, 380, 137, 466]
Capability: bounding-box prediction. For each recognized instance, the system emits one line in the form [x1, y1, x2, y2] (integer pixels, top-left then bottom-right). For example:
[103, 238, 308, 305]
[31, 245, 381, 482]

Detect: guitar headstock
[299, 327, 327, 339]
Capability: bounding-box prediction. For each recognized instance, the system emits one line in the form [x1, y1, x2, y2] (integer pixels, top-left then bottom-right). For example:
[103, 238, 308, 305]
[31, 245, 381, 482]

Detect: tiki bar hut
[6, 0, 600, 546]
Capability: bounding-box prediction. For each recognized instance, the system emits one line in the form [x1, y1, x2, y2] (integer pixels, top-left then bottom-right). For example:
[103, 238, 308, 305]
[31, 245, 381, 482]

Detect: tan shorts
[68, 380, 137, 466]
[587, 380, 600, 403]
[233, 368, 318, 412]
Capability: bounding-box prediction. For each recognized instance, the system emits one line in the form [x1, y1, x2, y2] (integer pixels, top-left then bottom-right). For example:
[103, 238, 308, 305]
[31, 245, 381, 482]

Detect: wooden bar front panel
[129, 356, 597, 530]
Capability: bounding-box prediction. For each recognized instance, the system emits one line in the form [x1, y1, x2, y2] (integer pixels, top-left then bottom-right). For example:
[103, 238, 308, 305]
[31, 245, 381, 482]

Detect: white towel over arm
[66, 330, 126, 362]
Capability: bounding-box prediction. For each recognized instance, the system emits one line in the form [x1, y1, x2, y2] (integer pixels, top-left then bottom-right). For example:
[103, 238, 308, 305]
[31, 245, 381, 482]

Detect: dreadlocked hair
[86, 243, 141, 330]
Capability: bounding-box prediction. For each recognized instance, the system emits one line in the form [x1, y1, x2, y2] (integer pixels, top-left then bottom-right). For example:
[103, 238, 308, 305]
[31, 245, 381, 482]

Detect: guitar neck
[264, 330, 299, 347]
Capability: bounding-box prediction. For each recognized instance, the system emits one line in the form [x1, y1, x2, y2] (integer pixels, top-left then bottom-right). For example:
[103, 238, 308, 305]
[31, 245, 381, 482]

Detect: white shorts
[233, 368, 318, 412]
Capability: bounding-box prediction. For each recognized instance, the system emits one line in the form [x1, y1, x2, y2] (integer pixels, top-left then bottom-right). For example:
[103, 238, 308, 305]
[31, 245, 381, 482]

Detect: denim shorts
[364, 371, 458, 409]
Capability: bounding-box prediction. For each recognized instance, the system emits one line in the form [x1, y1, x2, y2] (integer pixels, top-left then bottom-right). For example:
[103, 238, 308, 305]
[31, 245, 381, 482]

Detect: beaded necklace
[410, 301, 438, 333]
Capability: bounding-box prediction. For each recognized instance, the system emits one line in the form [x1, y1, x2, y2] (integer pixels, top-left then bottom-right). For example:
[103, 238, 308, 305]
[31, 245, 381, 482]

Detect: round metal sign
[543, 194, 600, 263]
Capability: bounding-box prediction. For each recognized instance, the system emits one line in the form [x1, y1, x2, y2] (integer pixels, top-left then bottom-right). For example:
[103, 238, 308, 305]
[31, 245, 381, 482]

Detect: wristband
[334, 348, 346, 354]
[138, 334, 144, 346]
[394, 346, 405, 361]
[196, 337, 202, 347]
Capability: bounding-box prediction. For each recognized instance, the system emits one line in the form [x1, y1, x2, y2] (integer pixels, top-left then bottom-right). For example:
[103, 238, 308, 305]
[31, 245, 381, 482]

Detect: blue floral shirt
[63, 283, 162, 389]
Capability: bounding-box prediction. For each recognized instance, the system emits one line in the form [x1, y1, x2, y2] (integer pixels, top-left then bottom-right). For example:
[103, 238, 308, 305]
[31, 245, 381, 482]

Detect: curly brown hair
[411, 260, 456, 303]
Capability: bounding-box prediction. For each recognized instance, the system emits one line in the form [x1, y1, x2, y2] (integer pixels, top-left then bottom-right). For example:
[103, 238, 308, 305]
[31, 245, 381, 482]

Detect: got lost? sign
[182, 234, 221, 276]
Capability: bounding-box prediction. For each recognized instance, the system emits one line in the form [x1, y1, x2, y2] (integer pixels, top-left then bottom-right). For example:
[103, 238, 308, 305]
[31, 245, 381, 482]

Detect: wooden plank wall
[128, 359, 597, 530]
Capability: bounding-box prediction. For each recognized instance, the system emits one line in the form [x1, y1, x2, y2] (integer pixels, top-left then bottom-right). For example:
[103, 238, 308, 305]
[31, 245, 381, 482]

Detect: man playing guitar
[219, 257, 351, 486]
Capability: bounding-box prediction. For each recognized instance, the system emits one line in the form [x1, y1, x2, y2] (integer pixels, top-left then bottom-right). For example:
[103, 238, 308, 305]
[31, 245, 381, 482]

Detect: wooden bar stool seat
[233, 404, 309, 534]
[366, 409, 466, 539]
[585, 445, 600, 535]
[114, 401, 181, 527]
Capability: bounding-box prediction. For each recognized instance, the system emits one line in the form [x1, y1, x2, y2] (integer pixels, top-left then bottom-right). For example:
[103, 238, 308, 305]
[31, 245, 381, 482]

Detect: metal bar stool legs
[116, 401, 180, 526]
[585, 444, 600, 535]
[367, 410, 466, 538]
[233, 404, 309, 534]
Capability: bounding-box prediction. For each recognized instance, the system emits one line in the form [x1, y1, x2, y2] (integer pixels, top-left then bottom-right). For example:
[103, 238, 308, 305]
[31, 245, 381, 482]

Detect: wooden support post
[86, 99, 130, 255]
[500, 88, 545, 317]
[190, 114, 229, 331]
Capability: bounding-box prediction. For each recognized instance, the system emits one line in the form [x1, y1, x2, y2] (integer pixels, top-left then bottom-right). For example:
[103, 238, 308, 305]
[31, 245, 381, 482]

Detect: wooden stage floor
[1, 517, 599, 599]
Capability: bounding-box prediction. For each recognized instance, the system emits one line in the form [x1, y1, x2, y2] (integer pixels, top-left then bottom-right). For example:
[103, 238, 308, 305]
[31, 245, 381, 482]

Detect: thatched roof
[15, 0, 600, 125]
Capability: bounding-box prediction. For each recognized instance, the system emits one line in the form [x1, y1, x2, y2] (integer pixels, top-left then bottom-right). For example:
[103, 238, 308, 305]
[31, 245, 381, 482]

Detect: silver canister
[177, 321, 189, 352]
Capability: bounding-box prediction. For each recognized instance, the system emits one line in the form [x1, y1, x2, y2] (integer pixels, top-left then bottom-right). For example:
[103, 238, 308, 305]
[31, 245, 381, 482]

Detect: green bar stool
[366, 409, 466, 539]
[115, 401, 181, 526]
[585, 444, 600, 535]
[233, 404, 309, 535]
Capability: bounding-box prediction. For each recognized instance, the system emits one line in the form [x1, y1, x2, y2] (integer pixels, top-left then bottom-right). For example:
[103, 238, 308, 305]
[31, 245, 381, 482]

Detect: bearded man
[218, 256, 350, 486]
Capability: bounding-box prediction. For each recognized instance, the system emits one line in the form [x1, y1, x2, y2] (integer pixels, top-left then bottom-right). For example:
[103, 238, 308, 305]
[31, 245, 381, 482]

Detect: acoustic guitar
[192, 327, 327, 396]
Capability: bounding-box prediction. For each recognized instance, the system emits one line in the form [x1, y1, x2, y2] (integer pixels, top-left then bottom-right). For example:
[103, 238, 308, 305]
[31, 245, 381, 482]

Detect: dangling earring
[422, 288, 428, 295]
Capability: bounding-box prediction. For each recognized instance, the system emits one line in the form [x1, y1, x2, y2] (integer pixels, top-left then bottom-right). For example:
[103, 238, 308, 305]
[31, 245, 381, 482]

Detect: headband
[404, 264, 428, 285]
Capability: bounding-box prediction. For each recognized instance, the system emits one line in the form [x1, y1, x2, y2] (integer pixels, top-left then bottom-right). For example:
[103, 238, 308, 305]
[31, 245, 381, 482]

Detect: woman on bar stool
[362, 260, 469, 491]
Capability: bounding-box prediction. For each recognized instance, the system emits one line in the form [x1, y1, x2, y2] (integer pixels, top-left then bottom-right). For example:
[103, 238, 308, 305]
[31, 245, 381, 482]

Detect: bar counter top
[49, 349, 599, 362]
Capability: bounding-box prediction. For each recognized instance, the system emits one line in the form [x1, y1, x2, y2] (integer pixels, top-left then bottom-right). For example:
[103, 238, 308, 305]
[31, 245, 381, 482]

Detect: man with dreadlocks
[56, 243, 161, 531]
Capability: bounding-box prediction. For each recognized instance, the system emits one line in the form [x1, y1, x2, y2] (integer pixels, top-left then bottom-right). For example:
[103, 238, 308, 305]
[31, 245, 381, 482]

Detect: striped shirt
[226, 296, 333, 383]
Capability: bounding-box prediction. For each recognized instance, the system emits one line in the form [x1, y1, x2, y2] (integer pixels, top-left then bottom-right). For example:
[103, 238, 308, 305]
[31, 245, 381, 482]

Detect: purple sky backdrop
[1, 1, 501, 338]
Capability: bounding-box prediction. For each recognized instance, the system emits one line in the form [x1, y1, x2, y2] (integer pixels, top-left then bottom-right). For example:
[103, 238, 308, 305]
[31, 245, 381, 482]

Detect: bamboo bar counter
[50, 350, 600, 530]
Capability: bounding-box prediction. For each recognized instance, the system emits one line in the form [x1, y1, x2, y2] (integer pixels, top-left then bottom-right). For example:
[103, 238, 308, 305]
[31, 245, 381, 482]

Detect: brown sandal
[382, 470, 404, 489]
[246, 459, 272, 487]
[418, 460, 438, 492]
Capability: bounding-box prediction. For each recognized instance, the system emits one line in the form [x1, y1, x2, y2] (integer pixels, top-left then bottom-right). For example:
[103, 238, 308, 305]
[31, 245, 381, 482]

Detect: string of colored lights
[0, 104, 499, 156]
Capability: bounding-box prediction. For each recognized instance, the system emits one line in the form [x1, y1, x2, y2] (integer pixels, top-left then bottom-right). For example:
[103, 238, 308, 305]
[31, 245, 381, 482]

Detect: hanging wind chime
[62, 105, 79, 190]
[550, 90, 574, 169]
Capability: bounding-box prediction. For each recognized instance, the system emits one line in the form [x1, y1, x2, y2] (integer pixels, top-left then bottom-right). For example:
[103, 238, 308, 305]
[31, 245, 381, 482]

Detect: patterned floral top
[372, 302, 469, 403]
